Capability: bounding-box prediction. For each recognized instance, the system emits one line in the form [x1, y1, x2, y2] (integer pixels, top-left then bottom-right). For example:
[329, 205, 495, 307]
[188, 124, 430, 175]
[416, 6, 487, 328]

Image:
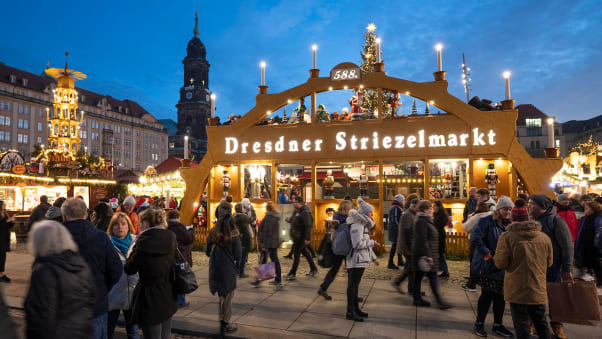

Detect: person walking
[117, 196, 140, 234]
[345, 200, 379, 321]
[471, 196, 514, 337]
[206, 213, 241, 334]
[285, 196, 318, 280]
[433, 201, 450, 279]
[92, 202, 113, 233]
[233, 203, 252, 278]
[318, 200, 355, 299]
[574, 201, 602, 284]
[167, 210, 195, 306]
[125, 208, 177, 339]
[528, 194, 574, 339]
[463, 187, 478, 222]
[25, 220, 96, 338]
[251, 201, 282, 286]
[61, 198, 122, 339]
[26, 195, 50, 231]
[106, 213, 139, 339]
[494, 217, 553, 339]
[387, 194, 405, 269]
[0, 201, 14, 283]
[411, 200, 452, 310]
[393, 199, 418, 294]
[556, 194, 579, 242]
[462, 202, 494, 292]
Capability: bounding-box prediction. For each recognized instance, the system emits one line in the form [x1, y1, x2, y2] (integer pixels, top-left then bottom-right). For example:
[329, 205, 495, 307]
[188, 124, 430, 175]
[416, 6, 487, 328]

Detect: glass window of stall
[276, 164, 312, 204]
[242, 164, 272, 200]
[383, 161, 425, 201]
[428, 159, 469, 200]
[315, 162, 379, 200]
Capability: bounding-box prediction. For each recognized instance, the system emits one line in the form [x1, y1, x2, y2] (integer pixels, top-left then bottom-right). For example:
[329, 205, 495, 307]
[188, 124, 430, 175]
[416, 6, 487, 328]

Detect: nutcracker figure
[294, 97, 307, 123]
[485, 163, 501, 199]
[358, 166, 369, 198]
[388, 90, 402, 117]
[221, 170, 231, 198]
[323, 169, 335, 198]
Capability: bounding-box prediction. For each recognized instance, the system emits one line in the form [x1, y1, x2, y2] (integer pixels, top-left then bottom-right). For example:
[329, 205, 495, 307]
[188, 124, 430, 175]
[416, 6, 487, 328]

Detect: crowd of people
[0, 186, 599, 338]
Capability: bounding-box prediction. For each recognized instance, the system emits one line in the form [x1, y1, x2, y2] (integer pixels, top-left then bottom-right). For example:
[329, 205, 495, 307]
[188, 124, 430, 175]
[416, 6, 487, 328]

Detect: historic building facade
[515, 104, 566, 158]
[0, 62, 168, 171]
[169, 12, 212, 160]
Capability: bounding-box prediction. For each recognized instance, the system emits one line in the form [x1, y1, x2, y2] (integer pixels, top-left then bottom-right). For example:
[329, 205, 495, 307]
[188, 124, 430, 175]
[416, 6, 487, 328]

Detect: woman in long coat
[0, 201, 14, 282]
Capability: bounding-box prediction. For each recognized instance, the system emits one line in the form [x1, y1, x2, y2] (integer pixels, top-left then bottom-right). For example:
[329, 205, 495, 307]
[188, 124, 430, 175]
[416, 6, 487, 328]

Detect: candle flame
[503, 71, 511, 78]
[260, 61, 266, 68]
[312, 44, 317, 51]
[435, 43, 443, 51]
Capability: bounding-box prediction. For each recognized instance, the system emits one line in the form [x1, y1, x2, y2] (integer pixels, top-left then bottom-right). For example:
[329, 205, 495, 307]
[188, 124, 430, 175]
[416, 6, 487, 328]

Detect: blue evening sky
[1, 0, 601, 123]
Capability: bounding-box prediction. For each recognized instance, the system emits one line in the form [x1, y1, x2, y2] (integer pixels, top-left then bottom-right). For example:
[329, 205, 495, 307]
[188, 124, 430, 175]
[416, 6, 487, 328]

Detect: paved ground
[2, 250, 601, 338]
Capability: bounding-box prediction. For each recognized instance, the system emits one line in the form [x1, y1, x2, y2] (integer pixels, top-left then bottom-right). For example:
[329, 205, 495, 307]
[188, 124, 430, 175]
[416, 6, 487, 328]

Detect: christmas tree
[411, 99, 417, 115]
[359, 23, 392, 117]
[425, 102, 430, 115]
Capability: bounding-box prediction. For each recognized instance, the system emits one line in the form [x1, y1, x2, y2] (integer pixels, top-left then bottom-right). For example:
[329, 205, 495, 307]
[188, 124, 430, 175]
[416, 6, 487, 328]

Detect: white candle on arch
[435, 43, 443, 72]
[376, 38, 381, 63]
[312, 45, 317, 69]
[503, 71, 511, 100]
[210, 93, 216, 118]
[260, 61, 266, 86]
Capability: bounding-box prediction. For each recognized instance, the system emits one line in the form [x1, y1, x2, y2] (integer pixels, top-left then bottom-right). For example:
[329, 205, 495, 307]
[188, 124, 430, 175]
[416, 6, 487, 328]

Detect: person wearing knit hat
[557, 194, 569, 202]
[358, 200, 374, 218]
[495, 196, 514, 211]
[511, 199, 529, 222]
[394, 194, 405, 203]
[529, 195, 552, 211]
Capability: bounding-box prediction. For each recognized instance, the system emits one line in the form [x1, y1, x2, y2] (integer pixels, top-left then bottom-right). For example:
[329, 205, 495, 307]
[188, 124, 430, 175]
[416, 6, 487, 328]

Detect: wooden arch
[178, 65, 562, 224]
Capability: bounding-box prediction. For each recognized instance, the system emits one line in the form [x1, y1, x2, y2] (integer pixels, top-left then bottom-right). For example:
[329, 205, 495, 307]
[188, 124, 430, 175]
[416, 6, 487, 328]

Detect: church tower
[175, 12, 210, 158]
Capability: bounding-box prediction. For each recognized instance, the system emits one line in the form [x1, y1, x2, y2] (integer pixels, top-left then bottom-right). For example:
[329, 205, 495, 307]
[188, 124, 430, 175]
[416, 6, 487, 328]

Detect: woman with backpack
[345, 199, 379, 322]
[206, 213, 241, 335]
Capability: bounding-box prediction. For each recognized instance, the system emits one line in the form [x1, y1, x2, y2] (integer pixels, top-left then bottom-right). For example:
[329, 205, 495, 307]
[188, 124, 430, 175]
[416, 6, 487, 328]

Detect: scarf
[111, 234, 132, 257]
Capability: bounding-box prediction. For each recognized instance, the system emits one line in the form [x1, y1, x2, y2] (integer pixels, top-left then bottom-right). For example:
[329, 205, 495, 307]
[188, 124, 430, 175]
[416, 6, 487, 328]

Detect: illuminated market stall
[178, 27, 562, 250]
[552, 136, 602, 195]
[127, 157, 196, 201]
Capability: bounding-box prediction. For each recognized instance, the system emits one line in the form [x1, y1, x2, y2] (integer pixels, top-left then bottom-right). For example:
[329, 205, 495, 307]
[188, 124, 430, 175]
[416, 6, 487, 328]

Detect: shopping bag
[547, 281, 601, 326]
[254, 251, 276, 281]
[317, 234, 335, 268]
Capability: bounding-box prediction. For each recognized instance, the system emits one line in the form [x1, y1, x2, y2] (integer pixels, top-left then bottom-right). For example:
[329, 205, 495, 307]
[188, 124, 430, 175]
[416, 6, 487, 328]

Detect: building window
[17, 134, 28, 144]
[555, 139, 560, 148]
[169, 142, 175, 149]
[525, 118, 542, 128]
[9, 75, 16, 83]
[536, 141, 540, 149]
[37, 136, 42, 144]
[0, 131, 4, 141]
[37, 122, 42, 132]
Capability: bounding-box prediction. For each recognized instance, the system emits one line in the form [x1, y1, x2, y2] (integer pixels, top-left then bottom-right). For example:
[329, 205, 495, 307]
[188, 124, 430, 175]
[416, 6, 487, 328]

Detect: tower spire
[64, 52, 69, 71]
[193, 11, 200, 38]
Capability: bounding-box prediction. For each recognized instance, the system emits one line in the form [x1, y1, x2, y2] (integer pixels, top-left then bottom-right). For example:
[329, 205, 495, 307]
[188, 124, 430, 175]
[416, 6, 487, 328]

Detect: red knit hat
[511, 199, 529, 222]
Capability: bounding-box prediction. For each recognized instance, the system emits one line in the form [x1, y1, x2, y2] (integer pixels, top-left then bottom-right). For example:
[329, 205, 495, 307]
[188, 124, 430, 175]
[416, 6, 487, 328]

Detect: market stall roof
[114, 169, 140, 183]
[155, 157, 197, 175]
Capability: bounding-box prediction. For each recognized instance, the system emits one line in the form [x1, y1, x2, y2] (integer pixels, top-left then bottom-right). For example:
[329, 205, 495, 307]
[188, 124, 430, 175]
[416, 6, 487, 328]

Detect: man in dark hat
[528, 194, 574, 339]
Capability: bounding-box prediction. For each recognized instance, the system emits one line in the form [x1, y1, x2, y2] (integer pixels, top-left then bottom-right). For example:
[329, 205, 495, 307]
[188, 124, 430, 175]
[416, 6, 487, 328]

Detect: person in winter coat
[528, 194, 574, 339]
[233, 203, 252, 278]
[44, 197, 66, 223]
[433, 200, 450, 279]
[61, 198, 122, 339]
[251, 201, 282, 286]
[0, 201, 14, 283]
[393, 199, 418, 294]
[206, 213, 241, 335]
[26, 195, 50, 231]
[241, 198, 258, 233]
[471, 196, 514, 337]
[167, 210, 195, 306]
[106, 213, 139, 339]
[318, 200, 355, 299]
[125, 208, 177, 339]
[494, 219, 553, 339]
[25, 220, 96, 339]
[215, 196, 233, 221]
[463, 187, 478, 222]
[0, 287, 17, 339]
[462, 202, 495, 291]
[117, 196, 140, 234]
[556, 194, 579, 242]
[345, 200, 379, 322]
[285, 196, 318, 280]
[92, 202, 113, 233]
[574, 201, 602, 285]
[387, 194, 405, 269]
[411, 200, 452, 310]
[476, 188, 496, 212]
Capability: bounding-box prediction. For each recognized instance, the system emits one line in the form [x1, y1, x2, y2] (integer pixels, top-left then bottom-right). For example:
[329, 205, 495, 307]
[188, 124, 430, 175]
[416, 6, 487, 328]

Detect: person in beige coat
[494, 220, 553, 339]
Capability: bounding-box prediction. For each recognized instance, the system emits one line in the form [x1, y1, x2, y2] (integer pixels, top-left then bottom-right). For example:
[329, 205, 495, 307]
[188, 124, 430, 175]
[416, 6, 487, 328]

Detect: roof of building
[516, 104, 549, 126]
[562, 115, 602, 134]
[0, 62, 159, 120]
[155, 157, 197, 175]
[158, 118, 178, 136]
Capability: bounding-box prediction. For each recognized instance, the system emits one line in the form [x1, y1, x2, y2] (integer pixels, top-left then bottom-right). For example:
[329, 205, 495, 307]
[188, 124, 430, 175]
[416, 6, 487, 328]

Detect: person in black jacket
[25, 220, 96, 339]
[61, 198, 122, 339]
[206, 213, 241, 335]
[233, 203, 252, 278]
[91, 202, 113, 232]
[26, 195, 50, 231]
[433, 200, 450, 279]
[125, 208, 177, 339]
[285, 196, 318, 280]
[167, 209, 195, 307]
[0, 201, 14, 283]
[251, 201, 282, 285]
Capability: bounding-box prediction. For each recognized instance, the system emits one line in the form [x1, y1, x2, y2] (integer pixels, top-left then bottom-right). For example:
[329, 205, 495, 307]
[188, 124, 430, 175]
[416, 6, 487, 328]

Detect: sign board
[11, 164, 26, 174]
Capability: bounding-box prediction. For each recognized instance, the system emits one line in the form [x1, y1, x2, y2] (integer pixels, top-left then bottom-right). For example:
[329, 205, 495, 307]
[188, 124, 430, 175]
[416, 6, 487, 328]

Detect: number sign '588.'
[330, 68, 360, 81]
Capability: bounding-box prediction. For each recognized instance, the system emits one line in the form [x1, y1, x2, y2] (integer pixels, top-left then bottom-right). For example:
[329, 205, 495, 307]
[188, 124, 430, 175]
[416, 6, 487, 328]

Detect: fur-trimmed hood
[506, 220, 541, 239]
[347, 209, 375, 229]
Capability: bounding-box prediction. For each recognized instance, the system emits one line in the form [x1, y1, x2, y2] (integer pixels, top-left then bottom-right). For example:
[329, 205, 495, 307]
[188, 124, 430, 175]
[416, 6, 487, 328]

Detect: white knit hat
[124, 196, 136, 206]
[496, 196, 514, 210]
[358, 200, 374, 215]
[394, 194, 405, 203]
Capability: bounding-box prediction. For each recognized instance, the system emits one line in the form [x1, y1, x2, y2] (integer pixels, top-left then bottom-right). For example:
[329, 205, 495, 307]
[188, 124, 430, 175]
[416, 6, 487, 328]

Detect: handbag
[547, 281, 601, 326]
[418, 256, 433, 272]
[253, 236, 275, 281]
[173, 248, 198, 294]
[317, 233, 334, 268]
